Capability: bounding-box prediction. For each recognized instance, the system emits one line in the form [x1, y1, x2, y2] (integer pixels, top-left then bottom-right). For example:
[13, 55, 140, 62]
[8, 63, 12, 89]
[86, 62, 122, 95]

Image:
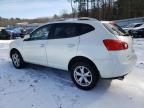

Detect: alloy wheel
[74, 66, 92, 87]
[12, 53, 20, 67]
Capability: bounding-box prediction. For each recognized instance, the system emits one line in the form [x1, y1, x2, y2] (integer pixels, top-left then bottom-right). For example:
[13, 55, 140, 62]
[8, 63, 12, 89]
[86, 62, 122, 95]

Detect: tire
[71, 62, 99, 90]
[11, 50, 25, 69]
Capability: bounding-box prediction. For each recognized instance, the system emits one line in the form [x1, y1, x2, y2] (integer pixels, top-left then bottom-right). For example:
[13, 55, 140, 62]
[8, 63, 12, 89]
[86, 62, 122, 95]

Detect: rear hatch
[102, 22, 136, 63]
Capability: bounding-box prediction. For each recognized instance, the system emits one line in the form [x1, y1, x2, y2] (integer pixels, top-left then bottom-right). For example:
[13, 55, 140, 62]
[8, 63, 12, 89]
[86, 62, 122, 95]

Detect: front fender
[9, 39, 23, 57]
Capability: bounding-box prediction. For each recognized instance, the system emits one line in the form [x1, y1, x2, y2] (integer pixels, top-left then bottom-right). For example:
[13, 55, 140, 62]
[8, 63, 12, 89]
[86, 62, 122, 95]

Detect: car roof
[44, 17, 99, 24]
[101, 21, 116, 24]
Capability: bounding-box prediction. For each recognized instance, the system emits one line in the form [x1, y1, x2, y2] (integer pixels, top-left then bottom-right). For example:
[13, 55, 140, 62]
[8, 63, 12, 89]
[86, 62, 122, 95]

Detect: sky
[0, 0, 72, 19]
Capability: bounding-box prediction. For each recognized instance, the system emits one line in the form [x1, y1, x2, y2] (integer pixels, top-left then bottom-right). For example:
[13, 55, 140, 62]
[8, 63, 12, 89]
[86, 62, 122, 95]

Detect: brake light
[103, 39, 128, 51]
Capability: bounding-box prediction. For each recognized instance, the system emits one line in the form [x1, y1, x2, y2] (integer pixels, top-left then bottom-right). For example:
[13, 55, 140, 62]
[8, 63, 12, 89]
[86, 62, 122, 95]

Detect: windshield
[103, 23, 129, 36]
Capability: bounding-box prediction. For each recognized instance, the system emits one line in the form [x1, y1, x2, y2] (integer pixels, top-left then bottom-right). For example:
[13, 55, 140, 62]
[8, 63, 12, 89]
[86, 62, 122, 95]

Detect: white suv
[9, 18, 137, 90]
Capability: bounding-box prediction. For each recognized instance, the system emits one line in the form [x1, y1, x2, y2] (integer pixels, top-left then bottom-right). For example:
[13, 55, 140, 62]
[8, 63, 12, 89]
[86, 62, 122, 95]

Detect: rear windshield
[103, 23, 129, 36]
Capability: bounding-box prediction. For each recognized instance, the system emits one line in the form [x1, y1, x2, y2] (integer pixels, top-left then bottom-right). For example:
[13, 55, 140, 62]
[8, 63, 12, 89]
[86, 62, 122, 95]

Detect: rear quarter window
[78, 24, 95, 35]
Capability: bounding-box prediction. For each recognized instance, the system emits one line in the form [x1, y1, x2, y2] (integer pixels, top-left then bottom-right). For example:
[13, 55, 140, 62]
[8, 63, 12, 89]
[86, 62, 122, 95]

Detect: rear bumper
[93, 54, 137, 79]
[111, 54, 137, 78]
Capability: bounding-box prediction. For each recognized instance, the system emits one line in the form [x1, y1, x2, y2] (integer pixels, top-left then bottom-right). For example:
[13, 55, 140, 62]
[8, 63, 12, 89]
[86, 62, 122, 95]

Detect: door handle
[66, 44, 76, 48]
[40, 44, 45, 47]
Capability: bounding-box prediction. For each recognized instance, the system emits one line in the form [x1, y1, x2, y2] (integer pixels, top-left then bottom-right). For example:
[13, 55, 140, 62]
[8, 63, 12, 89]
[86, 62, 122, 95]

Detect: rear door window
[49, 23, 78, 39]
[48, 23, 95, 39]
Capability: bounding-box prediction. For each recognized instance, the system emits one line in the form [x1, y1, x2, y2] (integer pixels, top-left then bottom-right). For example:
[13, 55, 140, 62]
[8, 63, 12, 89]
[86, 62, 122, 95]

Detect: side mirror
[23, 34, 30, 41]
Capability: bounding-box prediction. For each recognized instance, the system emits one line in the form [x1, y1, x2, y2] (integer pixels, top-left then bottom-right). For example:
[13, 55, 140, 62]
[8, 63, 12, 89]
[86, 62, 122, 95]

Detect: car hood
[132, 26, 144, 30]
[123, 27, 134, 30]
[6, 30, 14, 33]
[6, 29, 21, 34]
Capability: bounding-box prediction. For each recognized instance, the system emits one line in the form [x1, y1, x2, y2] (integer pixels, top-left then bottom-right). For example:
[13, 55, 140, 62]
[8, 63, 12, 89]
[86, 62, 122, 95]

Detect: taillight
[103, 39, 128, 51]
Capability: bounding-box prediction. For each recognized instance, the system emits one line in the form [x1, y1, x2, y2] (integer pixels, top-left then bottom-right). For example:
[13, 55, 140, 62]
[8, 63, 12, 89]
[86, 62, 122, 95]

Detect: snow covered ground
[0, 39, 144, 108]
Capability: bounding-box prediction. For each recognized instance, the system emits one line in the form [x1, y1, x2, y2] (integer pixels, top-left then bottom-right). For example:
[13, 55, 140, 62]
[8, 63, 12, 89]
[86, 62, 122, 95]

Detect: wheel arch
[68, 56, 100, 76]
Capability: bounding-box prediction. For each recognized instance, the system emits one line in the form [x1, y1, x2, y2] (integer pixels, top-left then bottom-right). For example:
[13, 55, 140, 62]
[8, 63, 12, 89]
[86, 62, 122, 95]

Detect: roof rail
[77, 17, 98, 21]
[49, 17, 98, 22]
[52, 18, 65, 21]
